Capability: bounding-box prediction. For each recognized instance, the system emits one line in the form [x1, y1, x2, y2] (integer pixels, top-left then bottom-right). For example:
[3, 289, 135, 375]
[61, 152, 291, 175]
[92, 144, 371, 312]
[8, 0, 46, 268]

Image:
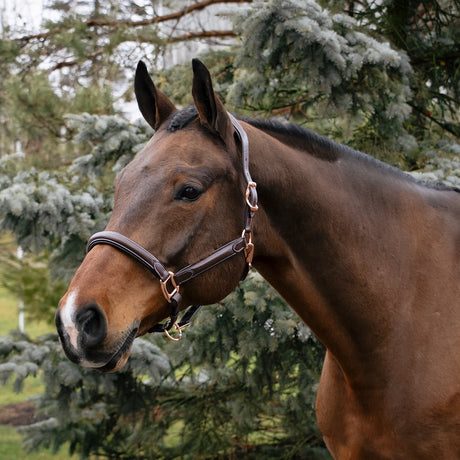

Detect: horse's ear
[192, 58, 233, 143]
[134, 61, 176, 130]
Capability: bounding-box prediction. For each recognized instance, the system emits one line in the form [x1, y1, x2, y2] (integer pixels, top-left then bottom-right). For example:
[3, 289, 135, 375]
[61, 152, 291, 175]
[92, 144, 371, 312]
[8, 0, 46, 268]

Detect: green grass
[0, 280, 55, 338]
[0, 426, 78, 459]
[0, 234, 56, 339]
[0, 281, 23, 336]
[0, 374, 44, 406]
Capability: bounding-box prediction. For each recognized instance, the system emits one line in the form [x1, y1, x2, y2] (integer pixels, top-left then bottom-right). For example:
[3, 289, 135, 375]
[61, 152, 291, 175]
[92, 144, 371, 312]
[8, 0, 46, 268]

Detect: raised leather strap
[87, 230, 170, 281]
[87, 232, 246, 335]
[87, 232, 247, 288]
[174, 237, 246, 284]
[229, 114, 258, 235]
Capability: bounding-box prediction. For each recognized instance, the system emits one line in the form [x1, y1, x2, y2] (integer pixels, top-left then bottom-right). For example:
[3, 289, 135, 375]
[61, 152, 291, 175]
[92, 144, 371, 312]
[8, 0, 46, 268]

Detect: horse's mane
[166, 107, 459, 194]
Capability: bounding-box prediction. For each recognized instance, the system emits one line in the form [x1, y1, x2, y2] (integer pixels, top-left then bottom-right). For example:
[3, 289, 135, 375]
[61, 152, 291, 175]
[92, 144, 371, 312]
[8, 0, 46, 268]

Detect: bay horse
[56, 59, 460, 459]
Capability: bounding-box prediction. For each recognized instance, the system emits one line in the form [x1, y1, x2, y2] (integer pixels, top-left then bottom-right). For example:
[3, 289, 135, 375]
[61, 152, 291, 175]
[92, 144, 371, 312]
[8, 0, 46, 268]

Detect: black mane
[166, 106, 342, 161]
[166, 106, 459, 194]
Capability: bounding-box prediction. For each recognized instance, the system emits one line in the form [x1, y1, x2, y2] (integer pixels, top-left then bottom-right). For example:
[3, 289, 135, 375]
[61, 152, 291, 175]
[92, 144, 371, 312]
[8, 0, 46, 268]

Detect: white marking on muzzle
[60, 290, 79, 350]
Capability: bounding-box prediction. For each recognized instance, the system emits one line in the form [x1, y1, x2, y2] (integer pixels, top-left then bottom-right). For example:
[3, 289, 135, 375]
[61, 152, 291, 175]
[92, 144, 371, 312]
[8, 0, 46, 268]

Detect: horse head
[55, 60, 252, 372]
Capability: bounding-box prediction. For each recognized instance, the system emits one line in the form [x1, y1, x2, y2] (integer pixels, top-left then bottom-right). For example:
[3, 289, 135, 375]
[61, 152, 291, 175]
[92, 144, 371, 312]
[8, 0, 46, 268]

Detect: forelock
[167, 106, 198, 132]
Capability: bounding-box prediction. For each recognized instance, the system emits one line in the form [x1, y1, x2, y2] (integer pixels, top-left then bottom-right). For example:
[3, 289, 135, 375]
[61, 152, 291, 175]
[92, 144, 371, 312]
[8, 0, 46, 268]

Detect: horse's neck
[248, 128, 431, 382]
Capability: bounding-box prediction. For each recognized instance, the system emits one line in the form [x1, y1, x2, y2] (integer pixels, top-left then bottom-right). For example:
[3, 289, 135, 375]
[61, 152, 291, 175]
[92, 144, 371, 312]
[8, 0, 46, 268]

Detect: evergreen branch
[50, 50, 104, 71]
[13, 0, 251, 44]
[86, 0, 251, 28]
[16, 94, 62, 138]
[14, 31, 49, 43]
[428, 90, 460, 107]
[167, 29, 236, 43]
[410, 48, 460, 67]
[44, 31, 235, 71]
[409, 102, 460, 137]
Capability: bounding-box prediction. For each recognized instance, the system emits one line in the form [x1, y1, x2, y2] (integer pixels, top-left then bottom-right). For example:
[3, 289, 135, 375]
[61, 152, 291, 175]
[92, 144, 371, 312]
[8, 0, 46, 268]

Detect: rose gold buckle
[160, 271, 179, 303]
[164, 322, 183, 341]
[241, 230, 255, 267]
[244, 242, 254, 267]
[245, 182, 258, 212]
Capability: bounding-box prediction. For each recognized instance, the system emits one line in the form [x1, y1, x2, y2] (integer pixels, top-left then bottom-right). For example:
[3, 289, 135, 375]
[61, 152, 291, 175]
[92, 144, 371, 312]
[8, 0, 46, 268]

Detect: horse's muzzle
[55, 295, 137, 372]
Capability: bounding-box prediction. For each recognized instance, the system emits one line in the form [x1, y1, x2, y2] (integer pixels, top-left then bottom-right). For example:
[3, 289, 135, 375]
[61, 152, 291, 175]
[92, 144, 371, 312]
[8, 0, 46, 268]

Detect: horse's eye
[176, 185, 202, 202]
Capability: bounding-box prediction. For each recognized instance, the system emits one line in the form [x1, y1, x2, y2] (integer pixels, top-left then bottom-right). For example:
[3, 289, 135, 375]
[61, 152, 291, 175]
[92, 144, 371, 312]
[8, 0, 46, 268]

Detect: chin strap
[148, 304, 202, 341]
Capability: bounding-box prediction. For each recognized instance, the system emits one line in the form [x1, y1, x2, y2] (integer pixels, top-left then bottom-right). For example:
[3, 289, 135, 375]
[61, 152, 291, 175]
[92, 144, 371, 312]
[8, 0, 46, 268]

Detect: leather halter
[87, 114, 258, 340]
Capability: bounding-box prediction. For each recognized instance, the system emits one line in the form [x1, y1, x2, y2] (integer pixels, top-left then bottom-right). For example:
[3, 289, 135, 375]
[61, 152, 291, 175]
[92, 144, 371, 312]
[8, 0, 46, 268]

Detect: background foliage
[0, 0, 458, 458]
[1, 273, 327, 459]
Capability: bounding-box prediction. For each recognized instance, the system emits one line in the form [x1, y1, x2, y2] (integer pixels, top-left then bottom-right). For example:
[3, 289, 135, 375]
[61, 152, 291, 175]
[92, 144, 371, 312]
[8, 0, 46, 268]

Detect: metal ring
[164, 322, 183, 341]
[245, 182, 258, 212]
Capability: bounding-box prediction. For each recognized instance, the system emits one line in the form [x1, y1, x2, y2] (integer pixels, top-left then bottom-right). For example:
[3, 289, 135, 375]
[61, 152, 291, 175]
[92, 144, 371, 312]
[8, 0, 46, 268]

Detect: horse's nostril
[76, 304, 107, 348]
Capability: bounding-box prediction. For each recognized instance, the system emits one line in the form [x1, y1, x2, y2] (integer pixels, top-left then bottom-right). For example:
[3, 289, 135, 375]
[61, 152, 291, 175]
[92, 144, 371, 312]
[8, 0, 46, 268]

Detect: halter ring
[245, 182, 258, 212]
[164, 322, 183, 341]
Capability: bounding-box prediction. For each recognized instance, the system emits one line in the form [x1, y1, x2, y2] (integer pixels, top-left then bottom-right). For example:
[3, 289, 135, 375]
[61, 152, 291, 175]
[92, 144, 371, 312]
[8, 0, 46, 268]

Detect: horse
[55, 59, 460, 459]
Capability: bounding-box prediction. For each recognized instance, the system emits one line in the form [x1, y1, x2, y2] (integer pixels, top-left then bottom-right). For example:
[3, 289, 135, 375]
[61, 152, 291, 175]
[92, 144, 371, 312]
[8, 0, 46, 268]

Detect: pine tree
[0, 1, 458, 458]
[226, 0, 459, 163]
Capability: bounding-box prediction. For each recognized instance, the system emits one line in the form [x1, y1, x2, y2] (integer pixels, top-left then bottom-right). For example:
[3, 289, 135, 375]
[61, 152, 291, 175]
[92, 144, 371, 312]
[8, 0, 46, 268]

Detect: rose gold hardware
[244, 242, 255, 267]
[160, 272, 179, 303]
[245, 182, 258, 212]
[242, 229, 255, 267]
[164, 322, 183, 341]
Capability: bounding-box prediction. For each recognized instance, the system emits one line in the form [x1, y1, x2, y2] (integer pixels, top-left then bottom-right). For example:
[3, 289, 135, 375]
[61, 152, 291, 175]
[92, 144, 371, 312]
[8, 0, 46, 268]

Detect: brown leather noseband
[87, 115, 258, 340]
